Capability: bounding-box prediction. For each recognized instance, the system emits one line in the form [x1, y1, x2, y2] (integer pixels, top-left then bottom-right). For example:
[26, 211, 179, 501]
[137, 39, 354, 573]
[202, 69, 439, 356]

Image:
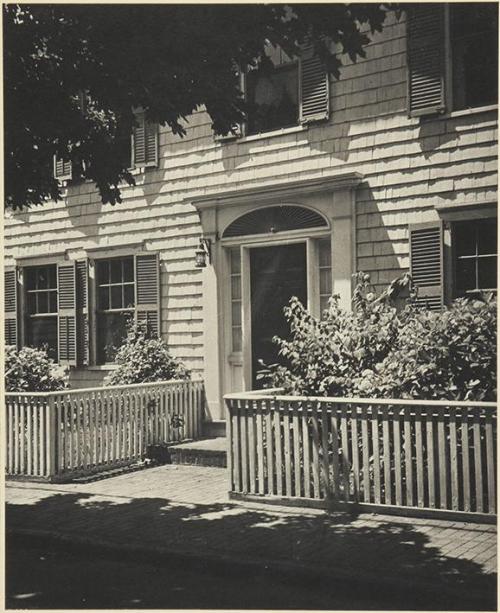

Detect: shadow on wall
[6, 489, 497, 610]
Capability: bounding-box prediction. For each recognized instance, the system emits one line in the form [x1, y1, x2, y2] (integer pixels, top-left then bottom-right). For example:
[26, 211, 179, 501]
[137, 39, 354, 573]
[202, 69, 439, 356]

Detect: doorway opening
[250, 243, 307, 388]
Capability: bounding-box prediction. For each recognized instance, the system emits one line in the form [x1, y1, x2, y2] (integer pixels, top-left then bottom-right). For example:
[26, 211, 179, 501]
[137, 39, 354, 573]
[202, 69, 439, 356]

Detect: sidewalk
[6, 464, 497, 607]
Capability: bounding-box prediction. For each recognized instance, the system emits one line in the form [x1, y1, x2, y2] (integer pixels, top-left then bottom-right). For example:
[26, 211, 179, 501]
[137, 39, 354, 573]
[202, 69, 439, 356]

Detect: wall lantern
[195, 237, 212, 268]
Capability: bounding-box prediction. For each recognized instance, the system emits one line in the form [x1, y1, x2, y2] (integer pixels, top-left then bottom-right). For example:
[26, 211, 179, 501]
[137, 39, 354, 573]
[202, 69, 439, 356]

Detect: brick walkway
[6, 464, 497, 605]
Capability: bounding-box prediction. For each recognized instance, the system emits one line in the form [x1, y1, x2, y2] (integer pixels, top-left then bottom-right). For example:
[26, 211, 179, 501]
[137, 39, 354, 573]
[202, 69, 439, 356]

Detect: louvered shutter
[133, 112, 158, 167]
[53, 156, 72, 181]
[407, 5, 446, 117]
[135, 253, 160, 337]
[4, 267, 18, 347]
[409, 223, 444, 311]
[58, 262, 77, 366]
[300, 45, 330, 124]
[76, 259, 90, 366]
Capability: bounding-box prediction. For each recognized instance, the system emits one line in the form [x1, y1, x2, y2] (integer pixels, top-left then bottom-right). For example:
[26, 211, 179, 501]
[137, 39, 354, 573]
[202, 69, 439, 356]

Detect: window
[96, 257, 135, 363]
[318, 239, 332, 314]
[454, 219, 497, 296]
[25, 265, 58, 360]
[451, 4, 498, 111]
[229, 248, 242, 353]
[407, 4, 498, 116]
[246, 45, 299, 135]
[217, 43, 329, 140]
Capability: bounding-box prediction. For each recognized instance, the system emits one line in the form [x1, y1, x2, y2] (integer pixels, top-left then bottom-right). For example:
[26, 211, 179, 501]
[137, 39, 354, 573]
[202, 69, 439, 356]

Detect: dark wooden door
[250, 243, 307, 388]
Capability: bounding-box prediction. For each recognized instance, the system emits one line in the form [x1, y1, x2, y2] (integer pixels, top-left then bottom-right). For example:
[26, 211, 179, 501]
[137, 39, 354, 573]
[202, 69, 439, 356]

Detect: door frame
[222, 229, 331, 392]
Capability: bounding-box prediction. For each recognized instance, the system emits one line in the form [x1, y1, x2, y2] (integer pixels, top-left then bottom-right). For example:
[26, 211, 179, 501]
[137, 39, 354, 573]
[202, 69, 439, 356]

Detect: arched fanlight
[223, 205, 328, 238]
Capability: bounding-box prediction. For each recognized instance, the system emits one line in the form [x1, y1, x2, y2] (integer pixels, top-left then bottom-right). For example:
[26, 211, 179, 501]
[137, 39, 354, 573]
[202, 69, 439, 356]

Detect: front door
[250, 243, 307, 387]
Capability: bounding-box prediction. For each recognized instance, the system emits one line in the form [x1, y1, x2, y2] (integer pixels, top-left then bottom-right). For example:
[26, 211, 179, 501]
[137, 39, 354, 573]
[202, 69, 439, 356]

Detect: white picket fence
[6, 379, 205, 480]
[225, 392, 497, 521]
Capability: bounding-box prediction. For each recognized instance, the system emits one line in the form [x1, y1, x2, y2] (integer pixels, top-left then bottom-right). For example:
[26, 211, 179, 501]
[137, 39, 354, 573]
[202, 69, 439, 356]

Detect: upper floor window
[407, 4, 498, 117]
[246, 45, 299, 135]
[454, 219, 497, 296]
[96, 256, 135, 364]
[451, 4, 498, 111]
[25, 265, 58, 360]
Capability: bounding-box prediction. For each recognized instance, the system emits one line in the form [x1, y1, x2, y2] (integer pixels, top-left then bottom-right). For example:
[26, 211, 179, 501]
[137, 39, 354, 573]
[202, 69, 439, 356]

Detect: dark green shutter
[4, 267, 18, 347]
[407, 5, 446, 117]
[135, 253, 160, 337]
[58, 262, 77, 366]
[76, 259, 89, 366]
[409, 223, 444, 311]
[133, 112, 158, 167]
[53, 155, 72, 181]
[300, 45, 330, 123]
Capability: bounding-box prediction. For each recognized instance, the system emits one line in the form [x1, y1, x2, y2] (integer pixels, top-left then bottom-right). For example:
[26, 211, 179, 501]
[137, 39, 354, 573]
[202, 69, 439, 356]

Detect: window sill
[86, 364, 119, 371]
[236, 124, 308, 145]
[446, 104, 498, 119]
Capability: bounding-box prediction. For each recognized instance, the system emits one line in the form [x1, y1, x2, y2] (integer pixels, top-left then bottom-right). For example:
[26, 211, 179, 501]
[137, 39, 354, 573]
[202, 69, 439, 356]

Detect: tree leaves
[4, 3, 395, 208]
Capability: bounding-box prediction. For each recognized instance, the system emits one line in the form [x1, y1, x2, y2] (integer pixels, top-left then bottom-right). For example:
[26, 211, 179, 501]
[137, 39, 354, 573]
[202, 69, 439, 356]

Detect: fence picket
[382, 406, 391, 505]
[274, 402, 283, 496]
[372, 406, 381, 505]
[449, 408, 459, 511]
[241, 400, 249, 494]
[265, 401, 274, 495]
[248, 402, 257, 494]
[331, 407, 340, 501]
[233, 400, 241, 492]
[460, 409, 470, 512]
[473, 410, 483, 513]
[302, 403, 311, 498]
[292, 403, 301, 497]
[311, 409, 321, 499]
[438, 406, 447, 509]
[256, 403, 265, 494]
[283, 408, 292, 497]
[321, 406, 331, 501]
[415, 407, 424, 508]
[404, 407, 414, 507]
[426, 409, 436, 509]
[485, 410, 496, 514]
[361, 405, 370, 503]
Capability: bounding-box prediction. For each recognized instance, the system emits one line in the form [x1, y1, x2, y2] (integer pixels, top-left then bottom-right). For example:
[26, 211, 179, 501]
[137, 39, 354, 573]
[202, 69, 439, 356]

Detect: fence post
[46, 394, 58, 479]
[226, 398, 233, 493]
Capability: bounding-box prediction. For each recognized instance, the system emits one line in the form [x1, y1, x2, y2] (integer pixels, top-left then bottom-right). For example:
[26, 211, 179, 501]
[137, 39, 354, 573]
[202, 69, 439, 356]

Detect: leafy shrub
[105, 320, 190, 386]
[260, 273, 496, 401]
[5, 345, 68, 392]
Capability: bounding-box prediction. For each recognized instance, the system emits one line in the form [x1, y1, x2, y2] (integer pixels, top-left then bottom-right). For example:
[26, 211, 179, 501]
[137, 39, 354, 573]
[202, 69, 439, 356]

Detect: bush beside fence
[6, 379, 205, 480]
[225, 392, 497, 521]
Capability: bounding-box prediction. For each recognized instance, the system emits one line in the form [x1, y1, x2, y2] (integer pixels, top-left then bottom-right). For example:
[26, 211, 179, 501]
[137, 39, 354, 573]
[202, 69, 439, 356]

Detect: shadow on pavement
[6, 489, 498, 610]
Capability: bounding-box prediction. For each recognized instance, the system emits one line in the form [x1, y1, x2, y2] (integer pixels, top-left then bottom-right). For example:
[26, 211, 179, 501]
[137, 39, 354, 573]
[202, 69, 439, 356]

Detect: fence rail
[6, 379, 205, 480]
[225, 393, 497, 520]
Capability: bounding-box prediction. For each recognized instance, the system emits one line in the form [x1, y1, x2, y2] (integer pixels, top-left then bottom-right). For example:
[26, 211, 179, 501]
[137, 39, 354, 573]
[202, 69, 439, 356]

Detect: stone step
[167, 437, 227, 468]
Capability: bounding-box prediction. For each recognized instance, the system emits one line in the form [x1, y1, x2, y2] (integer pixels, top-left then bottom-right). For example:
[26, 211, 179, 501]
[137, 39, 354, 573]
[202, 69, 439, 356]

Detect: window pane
[478, 220, 497, 255]
[452, 4, 498, 110]
[124, 283, 135, 308]
[230, 249, 241, 274]
[49, 291, 58, 313]
[454, 222, 476, 256]
[456, 258, 476, 292]
[319, 269, 332, 296]
[97, 312, 130, 363]
[232, 326, 242, 353]
[320, 295, 330, 315]
[111, 285, 123, 309]
[231, 276, 241, 300]
[318, 240, 331, 267]
[47, 265, 57, 289]
[478, 256, 497, 290]
[37, 267, 48, 289]
[232, 301, 242, 326]
[25, 268, 36, 291]
[123, 257, 134, 282]
[37, 292, 48, 313]
[97, 260, 109, 285]
[247, 63, 299, 134]
[98, 286, 109, 310]
[27, 292, 36, 314]
[27, 316, 58, 361]
[110, 259, 122, 284]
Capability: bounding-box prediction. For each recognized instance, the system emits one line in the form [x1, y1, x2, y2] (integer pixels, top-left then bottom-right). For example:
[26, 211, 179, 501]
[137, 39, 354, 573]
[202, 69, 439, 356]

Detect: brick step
[166, 437, 227, 468]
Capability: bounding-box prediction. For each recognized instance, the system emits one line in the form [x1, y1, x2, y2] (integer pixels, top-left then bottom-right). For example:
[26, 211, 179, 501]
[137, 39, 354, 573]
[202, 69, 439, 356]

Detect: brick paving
[6, 464, 497, 602]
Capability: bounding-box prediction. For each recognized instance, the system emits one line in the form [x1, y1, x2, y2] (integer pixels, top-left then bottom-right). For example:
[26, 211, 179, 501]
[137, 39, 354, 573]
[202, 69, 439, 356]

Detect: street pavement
[6, 464, 498, 610]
